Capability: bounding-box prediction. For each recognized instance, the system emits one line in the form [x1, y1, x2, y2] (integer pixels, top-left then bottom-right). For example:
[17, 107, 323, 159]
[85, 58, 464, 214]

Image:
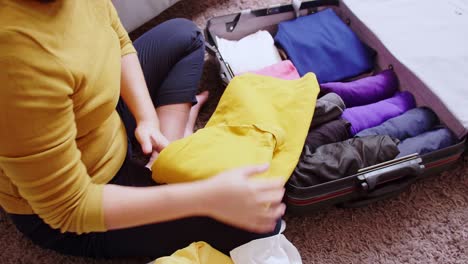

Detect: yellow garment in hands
[154, 242, 233, 264]
[152, 73, 319, 183]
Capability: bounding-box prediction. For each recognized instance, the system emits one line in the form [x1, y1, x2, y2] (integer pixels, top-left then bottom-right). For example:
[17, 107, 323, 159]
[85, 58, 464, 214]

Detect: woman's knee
[159, 18, 204, 51]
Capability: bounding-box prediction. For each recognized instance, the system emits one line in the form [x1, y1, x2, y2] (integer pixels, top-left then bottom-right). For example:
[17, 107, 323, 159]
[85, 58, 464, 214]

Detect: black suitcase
[204, 0, 467, 214]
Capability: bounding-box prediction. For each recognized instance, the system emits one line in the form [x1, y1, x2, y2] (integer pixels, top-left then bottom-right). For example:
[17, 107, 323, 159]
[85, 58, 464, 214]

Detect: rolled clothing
[311, 93, 346, 128]
[274, 8, 373, 83]
[320, 69, 398, 107]
[397, 128, 457, 158]
[216, 30, 282, 75]
[250, 60, 300, 80]
[342, 91, 416, 136]
[290, 135, 400, 187]
[356, 107, 439, 140]
[306, 119, 351, 153]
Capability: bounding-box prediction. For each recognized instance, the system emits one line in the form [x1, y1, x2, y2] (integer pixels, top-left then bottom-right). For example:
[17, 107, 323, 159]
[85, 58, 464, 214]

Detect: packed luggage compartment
[204, 0, 467, 213]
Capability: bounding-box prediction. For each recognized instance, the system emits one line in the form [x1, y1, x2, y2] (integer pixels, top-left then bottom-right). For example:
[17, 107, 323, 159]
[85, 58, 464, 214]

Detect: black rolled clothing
[305, 118, 351, 153]
[290, 135, 400, 187]
[8, 19, 280, 259]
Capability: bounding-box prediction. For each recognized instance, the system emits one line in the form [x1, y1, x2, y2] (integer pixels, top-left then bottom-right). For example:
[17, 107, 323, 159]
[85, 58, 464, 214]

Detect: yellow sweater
[152, 73, 319, 183]
[0, 0, 135, 234]
[154, 242, 233, 264]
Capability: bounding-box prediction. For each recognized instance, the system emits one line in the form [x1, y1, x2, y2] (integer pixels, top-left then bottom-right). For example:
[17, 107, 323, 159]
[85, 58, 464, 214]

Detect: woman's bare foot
[184, 91, 209, 137]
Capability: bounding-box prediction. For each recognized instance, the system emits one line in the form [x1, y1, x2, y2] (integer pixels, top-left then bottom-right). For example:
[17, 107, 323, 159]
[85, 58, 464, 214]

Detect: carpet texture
[1, 1, 467, 263]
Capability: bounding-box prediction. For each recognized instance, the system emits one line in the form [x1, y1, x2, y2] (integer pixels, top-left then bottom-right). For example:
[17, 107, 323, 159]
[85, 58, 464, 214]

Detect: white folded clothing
[216, 30, 283, 75]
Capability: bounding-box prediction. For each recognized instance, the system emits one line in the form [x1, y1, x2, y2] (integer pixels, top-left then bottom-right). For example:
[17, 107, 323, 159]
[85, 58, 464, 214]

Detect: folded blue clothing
[275, 8, 374, 83]
[356, 107, 439, 140]
[397, 128, 457, 158]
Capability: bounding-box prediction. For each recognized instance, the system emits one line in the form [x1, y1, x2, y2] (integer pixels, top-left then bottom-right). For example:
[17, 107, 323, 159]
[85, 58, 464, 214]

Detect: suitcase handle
[338, 176, 418, 208]
[339, 157, 424, 208]
[357, 157, 424, 192]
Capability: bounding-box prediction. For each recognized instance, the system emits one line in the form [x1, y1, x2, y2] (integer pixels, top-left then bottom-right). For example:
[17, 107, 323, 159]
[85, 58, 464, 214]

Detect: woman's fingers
[255, 189, 285, 204]
[150, 133, 169, 152]
[230, 164, 270, 178]
[207, 165, 287, 234]
[138, 132, 153, 154]
[250, 178, 284, 191]
[268, 203, 286, 219]
[145, 151, 160, 169]
[251, 204, 285, 233]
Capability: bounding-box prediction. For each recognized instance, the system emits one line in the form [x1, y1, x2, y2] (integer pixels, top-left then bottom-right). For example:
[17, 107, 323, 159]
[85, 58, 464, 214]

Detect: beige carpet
[1, 1, 467, 263]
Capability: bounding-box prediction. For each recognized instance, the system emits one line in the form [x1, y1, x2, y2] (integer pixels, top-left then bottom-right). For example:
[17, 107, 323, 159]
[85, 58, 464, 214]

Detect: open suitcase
[204, 0, 467, 214]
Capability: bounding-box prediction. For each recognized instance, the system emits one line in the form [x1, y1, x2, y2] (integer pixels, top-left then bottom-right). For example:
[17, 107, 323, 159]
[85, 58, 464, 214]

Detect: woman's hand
[135, 120, 170, 155]
[202, 164, 286, 234]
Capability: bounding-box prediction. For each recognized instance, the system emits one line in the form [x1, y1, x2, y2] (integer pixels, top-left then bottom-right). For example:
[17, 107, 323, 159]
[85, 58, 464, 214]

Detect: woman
[0, 0, 285, 258]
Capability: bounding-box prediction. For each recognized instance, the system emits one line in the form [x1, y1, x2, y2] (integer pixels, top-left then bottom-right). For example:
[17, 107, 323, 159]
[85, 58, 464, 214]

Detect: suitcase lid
[343, 0, 468, 138]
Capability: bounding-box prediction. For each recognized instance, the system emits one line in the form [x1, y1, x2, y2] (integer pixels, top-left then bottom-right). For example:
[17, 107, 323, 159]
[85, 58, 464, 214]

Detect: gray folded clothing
[397, 128, 457, 158]
[311, 93, 346, 128]
[290, 135, 400, 187]
[356, 107, 439, 140]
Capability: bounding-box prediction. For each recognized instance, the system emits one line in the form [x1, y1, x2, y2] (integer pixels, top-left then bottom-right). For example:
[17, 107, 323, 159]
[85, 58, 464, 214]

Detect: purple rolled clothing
[320, 70, 399, 107]
[342, 91, 416, 136]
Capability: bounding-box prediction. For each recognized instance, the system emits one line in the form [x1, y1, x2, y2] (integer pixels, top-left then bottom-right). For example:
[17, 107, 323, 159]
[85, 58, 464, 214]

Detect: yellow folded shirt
[154, 242, 233, 264]
[152, 73, 319, 183]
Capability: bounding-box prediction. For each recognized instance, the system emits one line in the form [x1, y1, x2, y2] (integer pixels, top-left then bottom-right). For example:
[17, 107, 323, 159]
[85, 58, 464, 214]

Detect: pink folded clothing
[250, 60, 300, 80]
